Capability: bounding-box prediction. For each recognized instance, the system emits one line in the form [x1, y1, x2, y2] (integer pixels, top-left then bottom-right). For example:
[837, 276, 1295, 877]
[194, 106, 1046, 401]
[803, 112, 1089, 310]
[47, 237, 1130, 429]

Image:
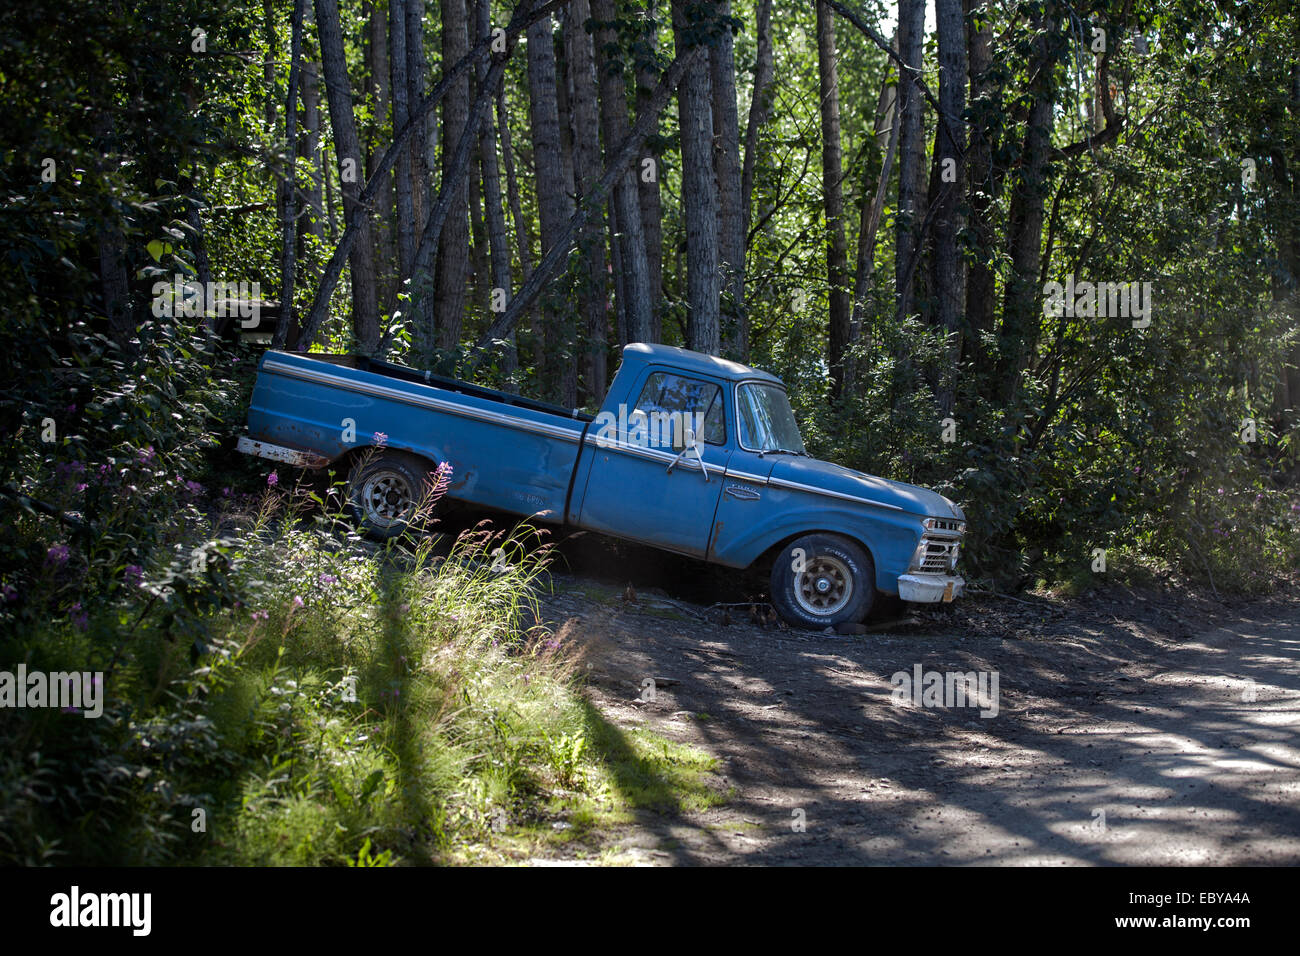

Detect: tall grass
[0, 467, 709, 865]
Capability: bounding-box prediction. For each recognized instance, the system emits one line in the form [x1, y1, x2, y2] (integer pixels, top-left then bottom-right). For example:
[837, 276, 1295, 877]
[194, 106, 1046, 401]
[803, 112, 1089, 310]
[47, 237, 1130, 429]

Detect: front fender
[707, 492, 922, 594]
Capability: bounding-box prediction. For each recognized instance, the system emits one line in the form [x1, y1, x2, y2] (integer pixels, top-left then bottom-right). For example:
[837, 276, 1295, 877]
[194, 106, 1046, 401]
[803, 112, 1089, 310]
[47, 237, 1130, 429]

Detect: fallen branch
[628, 593, 711, 622]
[0, 483, 92, 533]
[965, 586, 1057, 607]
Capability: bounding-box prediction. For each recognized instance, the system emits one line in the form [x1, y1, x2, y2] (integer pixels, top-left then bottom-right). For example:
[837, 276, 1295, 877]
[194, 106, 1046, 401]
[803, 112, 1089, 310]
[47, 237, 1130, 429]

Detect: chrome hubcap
[794, 555, 853, 616]
[361, 471, 414, 527]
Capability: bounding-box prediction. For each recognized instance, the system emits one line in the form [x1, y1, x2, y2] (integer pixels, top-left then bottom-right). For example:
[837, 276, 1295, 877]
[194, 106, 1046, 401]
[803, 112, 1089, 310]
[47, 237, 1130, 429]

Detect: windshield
[737, 383, 806, 454]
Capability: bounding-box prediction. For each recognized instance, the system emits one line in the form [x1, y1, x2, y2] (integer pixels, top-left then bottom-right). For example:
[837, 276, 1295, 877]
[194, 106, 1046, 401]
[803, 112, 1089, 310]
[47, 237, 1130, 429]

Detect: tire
[769, 533, 875, 630]
[347, 450, 439, 540]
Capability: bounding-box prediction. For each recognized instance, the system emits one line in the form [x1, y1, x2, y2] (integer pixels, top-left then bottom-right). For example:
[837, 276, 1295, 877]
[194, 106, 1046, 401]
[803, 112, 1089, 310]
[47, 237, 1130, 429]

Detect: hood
[770, 457, 963, 520]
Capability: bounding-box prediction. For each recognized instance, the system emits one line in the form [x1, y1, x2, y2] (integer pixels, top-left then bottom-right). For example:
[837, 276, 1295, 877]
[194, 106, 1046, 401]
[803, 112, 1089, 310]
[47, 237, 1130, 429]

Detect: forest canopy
[1, 0, 1297, 588]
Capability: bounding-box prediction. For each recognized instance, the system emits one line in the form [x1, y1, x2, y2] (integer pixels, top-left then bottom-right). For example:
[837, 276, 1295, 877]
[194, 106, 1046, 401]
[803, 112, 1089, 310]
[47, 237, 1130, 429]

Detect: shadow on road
[543, 582, 1300, 865]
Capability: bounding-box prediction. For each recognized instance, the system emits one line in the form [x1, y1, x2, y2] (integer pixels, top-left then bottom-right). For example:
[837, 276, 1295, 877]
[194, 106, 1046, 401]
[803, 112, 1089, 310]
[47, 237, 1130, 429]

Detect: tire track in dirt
[534, 579, 1300, 865]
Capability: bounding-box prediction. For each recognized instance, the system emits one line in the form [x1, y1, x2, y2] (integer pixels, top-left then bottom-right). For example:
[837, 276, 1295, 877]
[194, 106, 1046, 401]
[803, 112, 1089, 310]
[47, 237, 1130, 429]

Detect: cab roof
[619, 342, 784, 386]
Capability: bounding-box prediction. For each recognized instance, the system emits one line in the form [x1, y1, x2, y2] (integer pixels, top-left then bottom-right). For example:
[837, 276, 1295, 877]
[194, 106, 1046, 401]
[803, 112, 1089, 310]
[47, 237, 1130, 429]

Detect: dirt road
[537, 571, 1300, 865]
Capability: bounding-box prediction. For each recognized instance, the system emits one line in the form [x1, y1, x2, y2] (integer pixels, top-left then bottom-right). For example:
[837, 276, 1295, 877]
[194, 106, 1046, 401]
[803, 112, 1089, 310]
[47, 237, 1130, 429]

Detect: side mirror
[666, 427, 709, 481]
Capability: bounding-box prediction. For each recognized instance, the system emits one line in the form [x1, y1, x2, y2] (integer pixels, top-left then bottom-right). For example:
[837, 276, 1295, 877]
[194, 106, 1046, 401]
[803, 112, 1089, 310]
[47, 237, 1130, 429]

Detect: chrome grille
[918, 537, 960, 572]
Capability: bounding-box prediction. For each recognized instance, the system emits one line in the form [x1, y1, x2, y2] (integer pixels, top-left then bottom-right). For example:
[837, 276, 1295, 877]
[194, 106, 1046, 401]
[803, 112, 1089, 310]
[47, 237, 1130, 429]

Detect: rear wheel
[347, 451, 437, 540]
[769, 533, 875, 630]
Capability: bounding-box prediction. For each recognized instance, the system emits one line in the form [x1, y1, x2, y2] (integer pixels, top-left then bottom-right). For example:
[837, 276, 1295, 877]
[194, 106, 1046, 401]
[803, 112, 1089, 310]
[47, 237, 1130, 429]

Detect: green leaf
[146, 239, 173, 262]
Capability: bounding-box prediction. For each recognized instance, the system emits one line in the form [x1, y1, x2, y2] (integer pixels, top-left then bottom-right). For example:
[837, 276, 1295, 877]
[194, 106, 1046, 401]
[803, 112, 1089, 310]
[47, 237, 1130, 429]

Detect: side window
[633, 372, 726, 448]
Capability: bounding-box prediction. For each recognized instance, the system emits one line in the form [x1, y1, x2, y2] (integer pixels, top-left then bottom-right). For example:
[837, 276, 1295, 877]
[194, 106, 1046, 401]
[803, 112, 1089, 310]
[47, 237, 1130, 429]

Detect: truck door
[577, 369, 730, 558]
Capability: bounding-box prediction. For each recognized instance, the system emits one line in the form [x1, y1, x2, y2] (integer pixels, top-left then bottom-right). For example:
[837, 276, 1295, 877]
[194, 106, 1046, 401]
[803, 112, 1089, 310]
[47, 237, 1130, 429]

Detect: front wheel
[347, 450, 438, 540]
[769, 533, 875, 630]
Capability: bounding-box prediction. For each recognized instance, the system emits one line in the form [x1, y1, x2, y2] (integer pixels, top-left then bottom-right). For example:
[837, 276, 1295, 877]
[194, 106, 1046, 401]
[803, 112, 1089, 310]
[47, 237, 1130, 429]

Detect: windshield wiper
[757, 448, 808, 458]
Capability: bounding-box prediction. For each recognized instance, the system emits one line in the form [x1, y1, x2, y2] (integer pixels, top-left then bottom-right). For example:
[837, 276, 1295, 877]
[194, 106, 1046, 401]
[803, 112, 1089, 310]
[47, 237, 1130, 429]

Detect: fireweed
[0, 468, 718, 865]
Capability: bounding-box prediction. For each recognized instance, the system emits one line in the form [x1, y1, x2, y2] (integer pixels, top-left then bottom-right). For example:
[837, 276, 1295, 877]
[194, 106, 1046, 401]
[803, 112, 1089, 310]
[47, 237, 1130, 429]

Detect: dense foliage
[0, 0, 1296, 863]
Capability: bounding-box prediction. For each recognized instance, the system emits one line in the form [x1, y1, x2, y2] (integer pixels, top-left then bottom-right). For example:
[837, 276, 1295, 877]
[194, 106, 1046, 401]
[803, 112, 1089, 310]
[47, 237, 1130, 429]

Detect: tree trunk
[263, 0, 284, 338]
[671, 0, 720, 355]
[931, 0, 967, 411]
[325, 143, 339, 240]
[740, 0, 773, 246]
[390, 0, 416, 287]
[403, 0, 423, 235]
[1277, 62, 1300, 441]
[262, 0, 279, 128]
[528, 11, 578, 402]
[467, 137, 490, 306]
[996, 14, 1057, 403]
[711, 0, 745, 359]
[552, 12, 578, 398]
[635, 8, 664, 337]
[895, 0, 925, 323]
[314, 0, 381, 352]
[406, 0, 429, 233]
[93, 112, 132, 345]
[404, 52, 514, 361]
[98, 225, 132, 346]
[564, 0, 609, 402]
[497, 89, 533, 281]
[848, 61, 899, 391]
[301, 58, 325, 242]
[476, 0, 518, 371]
[816, 0, 851, 398]
[963, 0, 995, 368]
[608, 201, 628, 344]
[554, 26, 579, 220]
[185, 191, 213, 314]
[365, 0, 397, 316]
[591, 0, 653, 345]
[497, 85, 535, 366]
[273, 0, 306, 350]
[432, 0, 472, 353]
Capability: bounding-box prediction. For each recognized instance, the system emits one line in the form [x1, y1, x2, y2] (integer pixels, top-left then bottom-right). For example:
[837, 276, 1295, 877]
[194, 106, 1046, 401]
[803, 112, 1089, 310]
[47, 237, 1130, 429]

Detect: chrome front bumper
[897, 573, 965, 603]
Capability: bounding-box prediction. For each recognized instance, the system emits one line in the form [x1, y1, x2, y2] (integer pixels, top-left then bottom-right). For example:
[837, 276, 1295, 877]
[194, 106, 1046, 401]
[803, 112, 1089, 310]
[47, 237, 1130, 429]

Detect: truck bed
[245, 351, 595, 521]
[345, 354, 594, 424]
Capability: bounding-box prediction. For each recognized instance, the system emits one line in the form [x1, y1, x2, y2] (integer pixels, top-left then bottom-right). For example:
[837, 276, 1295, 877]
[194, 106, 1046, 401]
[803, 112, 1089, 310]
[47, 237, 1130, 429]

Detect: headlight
[922, 516, 966, 535]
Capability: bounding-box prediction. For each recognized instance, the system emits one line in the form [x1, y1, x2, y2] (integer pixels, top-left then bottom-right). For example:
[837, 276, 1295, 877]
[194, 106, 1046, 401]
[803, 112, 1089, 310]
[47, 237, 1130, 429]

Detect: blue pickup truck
[238, 343, 966, 630]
